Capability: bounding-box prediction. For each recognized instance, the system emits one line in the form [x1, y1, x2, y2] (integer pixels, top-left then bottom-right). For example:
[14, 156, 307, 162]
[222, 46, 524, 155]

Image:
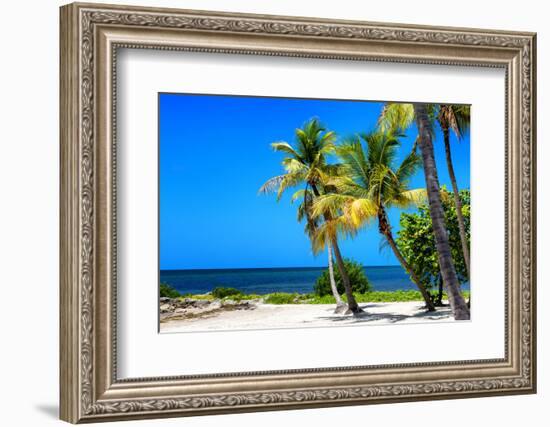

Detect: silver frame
[60, 2, 536, 423]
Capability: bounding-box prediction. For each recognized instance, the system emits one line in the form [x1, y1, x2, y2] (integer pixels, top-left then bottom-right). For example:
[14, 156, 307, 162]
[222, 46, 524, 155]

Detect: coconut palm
[437, 105, 471, 278]
[258, 118, 361, 314]
[294, 187, 347, 313]
[312, 131, 436, 311]
[306, 191, 362, 313]
[415, 104, 470, 320]
[379, 102, 470, 320]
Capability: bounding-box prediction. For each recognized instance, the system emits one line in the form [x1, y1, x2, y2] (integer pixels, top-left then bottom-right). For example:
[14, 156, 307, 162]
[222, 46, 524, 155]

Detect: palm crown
[258, 118, 337, 200]
[437, 104, 470, 140]
[312, 130, 426, 229]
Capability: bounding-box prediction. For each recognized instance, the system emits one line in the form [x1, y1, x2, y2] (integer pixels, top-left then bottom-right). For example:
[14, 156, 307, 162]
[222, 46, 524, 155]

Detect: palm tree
[258, 118, 361, 314]
[294, 187, 347, 313]
[308, 196, 362, 314]
[414, 104, 470, 320]
[313, 131, 436, 311]
[437, 105, 471, 279]
[379, 102, 470, 320]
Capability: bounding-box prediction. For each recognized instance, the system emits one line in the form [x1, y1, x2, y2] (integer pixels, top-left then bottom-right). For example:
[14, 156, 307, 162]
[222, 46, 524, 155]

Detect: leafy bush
[160, 283, 181, 299]
[396, 188, 470, 304]
[313, 258, 372, 297]
[211, 287, 242, 299]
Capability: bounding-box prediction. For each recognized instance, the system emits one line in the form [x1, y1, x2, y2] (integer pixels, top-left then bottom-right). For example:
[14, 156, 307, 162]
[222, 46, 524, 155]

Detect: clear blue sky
[159, 93, 470, 270]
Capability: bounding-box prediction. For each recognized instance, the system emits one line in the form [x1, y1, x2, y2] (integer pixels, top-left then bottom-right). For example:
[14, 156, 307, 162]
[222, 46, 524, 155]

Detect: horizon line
[160, 265, 402, 272]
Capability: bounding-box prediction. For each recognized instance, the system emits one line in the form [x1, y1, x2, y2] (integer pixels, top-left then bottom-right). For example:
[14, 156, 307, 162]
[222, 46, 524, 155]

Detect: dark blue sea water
[160, 266, 470, 295]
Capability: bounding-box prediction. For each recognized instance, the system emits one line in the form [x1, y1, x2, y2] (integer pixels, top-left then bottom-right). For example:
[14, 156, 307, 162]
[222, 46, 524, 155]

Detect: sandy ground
[160, 301, 454, 333]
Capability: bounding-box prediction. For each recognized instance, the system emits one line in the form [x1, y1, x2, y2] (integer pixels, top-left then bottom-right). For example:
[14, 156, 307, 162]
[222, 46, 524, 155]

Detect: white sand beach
[160, 301, 454, 333]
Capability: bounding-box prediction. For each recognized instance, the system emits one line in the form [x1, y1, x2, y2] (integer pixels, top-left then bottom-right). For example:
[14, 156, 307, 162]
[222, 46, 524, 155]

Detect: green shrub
[396, 188, 470, 290]
[263, 292, 300, 304]
[211, 287, 242, 299]
[160, 283, 181, 299]
[314, 258, 372, 296]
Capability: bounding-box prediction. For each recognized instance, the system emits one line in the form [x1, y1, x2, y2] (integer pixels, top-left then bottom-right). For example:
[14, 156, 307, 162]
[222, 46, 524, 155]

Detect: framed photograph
[60, 2, 537, 423]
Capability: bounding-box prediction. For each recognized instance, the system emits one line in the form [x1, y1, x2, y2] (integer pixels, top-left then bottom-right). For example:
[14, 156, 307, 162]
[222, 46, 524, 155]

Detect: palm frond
[311, 215, 358, 255]
[271, 141, 302, 160]
[378, 103, 415, 134]
[390, 188, 427, 208]
[395, 149, 422, 182]
[320, 130, 337, 149]
[347, 198, 378, 227]
[450, 105, 470, 140]
[258, 174, 286, 195]
[362, 131, 399, 176]
[311, 193, 353, 219]
[290, 188, 307, 204]
[336, 136, 370, 187]
[438, 104, 471, 142]
[325, 175, 364, 197]
[276, 172, 306, 201]
[311, 221, 334, 254]
[282, 157, 308, 174]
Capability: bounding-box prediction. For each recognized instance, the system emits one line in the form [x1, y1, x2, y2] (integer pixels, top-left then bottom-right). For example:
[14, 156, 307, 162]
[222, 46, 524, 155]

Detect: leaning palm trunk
[415, 104, 470, 320]
[378, 210, 436, 311]
[304, 185, 346, 313]
[330, 237, 362, 314]
[327, 243, 347, 313]
[311, 183, 361, 314]
[442, 128, 470, 279]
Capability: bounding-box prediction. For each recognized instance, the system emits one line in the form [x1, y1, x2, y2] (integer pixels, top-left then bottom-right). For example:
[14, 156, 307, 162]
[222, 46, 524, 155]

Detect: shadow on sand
[314, 303, 453, 324]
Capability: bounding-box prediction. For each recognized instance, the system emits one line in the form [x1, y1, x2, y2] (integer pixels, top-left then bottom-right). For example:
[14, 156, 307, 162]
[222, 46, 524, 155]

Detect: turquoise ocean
[160, 266, 469, 295]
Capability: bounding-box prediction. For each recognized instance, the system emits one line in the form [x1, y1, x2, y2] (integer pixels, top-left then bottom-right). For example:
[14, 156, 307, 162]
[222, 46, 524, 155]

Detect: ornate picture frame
[60, 2, 536, 423]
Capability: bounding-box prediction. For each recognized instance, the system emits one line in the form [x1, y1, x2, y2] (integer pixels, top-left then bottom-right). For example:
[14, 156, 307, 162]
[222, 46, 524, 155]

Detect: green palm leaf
[271, 141, 302, 160]
[378, 103, 415, 134]
[391, 188, 427, 208]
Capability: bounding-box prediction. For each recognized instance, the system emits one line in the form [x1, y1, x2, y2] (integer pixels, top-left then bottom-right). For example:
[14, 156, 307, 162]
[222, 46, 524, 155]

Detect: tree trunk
[310, 183, 361, 315]
[328, 243, 347, 313]
[377, 210, 436, 311]
[436, 273, 444, 306]
[330, 237, 362, 314]
[415, 104, 470, 320]
[442, 127, 471, 278]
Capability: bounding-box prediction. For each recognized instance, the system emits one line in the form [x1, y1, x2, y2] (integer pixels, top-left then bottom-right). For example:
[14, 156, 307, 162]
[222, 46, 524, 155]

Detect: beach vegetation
[173, 290, 470, 305]
[160, 283, 181, 299]
[314, 258, 371, 297]
[264, 293, 304, 304]
[211, 287, 243, 299]
[397, 188, 470, 306]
